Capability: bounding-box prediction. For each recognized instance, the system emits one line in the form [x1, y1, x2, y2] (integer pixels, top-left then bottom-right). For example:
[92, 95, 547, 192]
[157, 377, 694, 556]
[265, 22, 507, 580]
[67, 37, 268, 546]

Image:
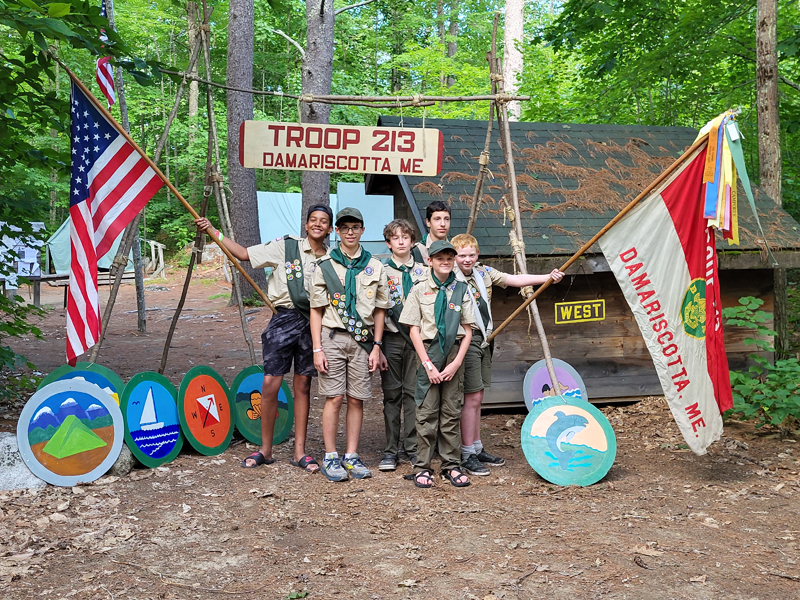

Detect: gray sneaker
[378, 454, 397, 471]
[342, 454, 372, 479]
[321, 456, 349, 482]
[476, 448, 505, 466]
[462, 453, 490, 476]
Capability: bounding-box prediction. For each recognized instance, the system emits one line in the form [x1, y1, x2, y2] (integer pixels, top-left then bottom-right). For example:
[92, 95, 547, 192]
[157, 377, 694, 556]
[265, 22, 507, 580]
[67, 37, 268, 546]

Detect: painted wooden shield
[178, 366, 234, 456]
[230, 365, 294, 446]
[121, 372, 184, 468]
[520, 396, 616, 487]
[17, 380, 124, 486]
[522, 358, 588, 411]
[37, 362, 125, 405]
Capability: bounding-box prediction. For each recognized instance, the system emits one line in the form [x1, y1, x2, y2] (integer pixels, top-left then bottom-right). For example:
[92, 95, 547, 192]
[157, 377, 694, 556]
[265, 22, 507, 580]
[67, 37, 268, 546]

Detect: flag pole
[487, 134, 710, 343]
[56, 59, 276, 313]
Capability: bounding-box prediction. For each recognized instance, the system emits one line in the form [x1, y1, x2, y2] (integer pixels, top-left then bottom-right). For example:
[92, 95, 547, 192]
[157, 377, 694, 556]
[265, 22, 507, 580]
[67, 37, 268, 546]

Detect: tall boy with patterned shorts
[310, 208, 390, 482]
[411, 200, 451, 263]
[379, 219, 428, 471]
[194, 205, 333, 472]
[400, 240, 475, 488]
[451, 233, 564, 476]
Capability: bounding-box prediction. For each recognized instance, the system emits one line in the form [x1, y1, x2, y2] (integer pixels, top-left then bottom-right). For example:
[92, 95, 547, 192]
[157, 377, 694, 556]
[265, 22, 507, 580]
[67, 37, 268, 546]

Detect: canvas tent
[256, 182, 393, 255]
[44, 217, 133, 275]
[1, 222, 45, 289]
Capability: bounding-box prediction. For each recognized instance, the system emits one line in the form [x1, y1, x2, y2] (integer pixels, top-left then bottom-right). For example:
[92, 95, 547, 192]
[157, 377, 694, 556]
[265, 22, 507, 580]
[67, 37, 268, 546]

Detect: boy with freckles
[451, 233, 564, 476]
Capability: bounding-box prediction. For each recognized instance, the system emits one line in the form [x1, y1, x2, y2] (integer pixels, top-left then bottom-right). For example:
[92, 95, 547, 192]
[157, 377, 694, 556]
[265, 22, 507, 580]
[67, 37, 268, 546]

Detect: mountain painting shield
[37, 362, 124, 405]
[521, 396, 616, 487]
[17, 380, 123, 487]
[231, 365, 294, 445]
[178, 366, 234, 456]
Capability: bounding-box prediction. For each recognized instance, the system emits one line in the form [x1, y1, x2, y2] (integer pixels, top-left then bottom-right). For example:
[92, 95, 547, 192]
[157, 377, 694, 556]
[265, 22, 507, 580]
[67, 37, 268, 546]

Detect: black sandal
[241, 451, 275, 468]
[413, 469, 434, 488]
[441, 467, 470, 487]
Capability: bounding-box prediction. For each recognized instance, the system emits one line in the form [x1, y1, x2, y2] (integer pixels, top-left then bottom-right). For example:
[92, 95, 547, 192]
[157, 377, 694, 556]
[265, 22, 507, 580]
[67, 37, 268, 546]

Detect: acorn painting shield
[230, 365, 294, 445]
[37, 362, 125, 405]
[178, 366, 234, 455]
[17, 380, 124, 486]
[121, 372, 184, 468]
[521, 396, 616, 487]
[522, 358, 588, 411]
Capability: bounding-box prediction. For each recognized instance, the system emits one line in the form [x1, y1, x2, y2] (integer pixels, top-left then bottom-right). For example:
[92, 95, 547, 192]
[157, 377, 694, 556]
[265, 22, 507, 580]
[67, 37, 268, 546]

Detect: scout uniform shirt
[310, 245, 391, 332]
[399, 271, 476, 341]
[383, 259, 427, 334]
[456, 262, 509, 347]
[410, 235, 441, 263]
[247, 235, 324, 310]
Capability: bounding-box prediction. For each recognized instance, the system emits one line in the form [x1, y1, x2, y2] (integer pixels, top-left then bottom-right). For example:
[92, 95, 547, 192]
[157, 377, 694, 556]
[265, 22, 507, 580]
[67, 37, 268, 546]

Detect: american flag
[67, 80, 163, 362]
[96, 0, 115, 107]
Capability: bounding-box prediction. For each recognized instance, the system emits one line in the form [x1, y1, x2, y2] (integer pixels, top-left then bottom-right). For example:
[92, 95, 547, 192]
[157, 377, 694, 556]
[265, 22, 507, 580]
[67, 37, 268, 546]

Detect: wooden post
[488, 135, 710, 342]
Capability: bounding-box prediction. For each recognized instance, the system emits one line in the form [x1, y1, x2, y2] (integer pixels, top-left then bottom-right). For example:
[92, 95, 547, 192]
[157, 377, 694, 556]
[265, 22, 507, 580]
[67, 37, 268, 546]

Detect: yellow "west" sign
[554, 299, 606, 324]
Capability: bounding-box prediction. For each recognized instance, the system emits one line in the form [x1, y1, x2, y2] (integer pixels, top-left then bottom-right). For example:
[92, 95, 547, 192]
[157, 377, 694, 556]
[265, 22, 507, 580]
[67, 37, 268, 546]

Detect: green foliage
[0, 291, 43, 399]
[723, 296, 800, 428]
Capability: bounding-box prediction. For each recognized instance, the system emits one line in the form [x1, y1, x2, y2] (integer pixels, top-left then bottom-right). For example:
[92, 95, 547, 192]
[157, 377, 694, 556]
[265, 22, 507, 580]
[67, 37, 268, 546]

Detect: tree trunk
[756, 0, 787, 356]
[187, 1, 199, 206]
[300, 0, 335, 231]
[504, 0, 524, 121]
[226, 0, 267, 297]
[445, 0, 459, 87]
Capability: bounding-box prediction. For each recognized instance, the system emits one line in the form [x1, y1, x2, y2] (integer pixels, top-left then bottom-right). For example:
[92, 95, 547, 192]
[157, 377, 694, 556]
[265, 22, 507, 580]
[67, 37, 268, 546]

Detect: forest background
[1, 0, 799, 370]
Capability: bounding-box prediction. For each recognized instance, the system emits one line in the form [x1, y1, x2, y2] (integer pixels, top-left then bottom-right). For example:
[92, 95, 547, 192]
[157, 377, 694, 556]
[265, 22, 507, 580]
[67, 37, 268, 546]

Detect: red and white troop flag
[67, 80, 163, 363]
[96, 0, 115, 107]
[598, 137, 733, 455]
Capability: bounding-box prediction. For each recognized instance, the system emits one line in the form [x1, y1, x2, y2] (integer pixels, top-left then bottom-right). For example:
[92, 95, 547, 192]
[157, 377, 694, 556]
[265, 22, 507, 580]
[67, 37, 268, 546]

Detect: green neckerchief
[283, 236, 311, 320]
[421, 233, 428, 245]
[387, 259, 414, 296]
[431, 271, 456, 355]
[329, 245, 372, 318]
[318, 258, 374, 354]
[414, 278, 468, 406]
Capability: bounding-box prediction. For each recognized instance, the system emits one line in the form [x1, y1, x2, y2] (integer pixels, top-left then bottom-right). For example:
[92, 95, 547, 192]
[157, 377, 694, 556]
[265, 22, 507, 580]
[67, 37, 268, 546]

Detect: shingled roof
[370, 116, 800, 259]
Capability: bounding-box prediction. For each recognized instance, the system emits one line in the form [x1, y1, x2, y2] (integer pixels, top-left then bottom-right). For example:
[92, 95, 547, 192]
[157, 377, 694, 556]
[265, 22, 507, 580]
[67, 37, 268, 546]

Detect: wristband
[373, 340, 383, 347]
[313, 347, 323, 353]
[423, 360, 433, 371]
[215, 228, 224, 242]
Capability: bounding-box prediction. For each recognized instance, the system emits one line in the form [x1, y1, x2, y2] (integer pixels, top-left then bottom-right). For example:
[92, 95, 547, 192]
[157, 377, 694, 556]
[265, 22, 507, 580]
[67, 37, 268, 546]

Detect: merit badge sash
[318, 259, 374, 354]
[283, 236, 311, 320]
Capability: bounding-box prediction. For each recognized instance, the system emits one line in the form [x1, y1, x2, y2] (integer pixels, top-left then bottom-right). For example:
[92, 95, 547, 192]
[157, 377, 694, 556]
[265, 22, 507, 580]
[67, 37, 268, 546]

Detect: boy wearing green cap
[399, 240, 475, 488]
[379, 219, 428, 471]
[310, 207, 390, 482]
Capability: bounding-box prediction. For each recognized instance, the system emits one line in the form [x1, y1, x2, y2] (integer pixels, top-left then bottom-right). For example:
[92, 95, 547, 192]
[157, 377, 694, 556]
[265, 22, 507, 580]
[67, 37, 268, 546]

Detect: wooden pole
[488, 135, 710, 343]
[57, 60, 275, 313]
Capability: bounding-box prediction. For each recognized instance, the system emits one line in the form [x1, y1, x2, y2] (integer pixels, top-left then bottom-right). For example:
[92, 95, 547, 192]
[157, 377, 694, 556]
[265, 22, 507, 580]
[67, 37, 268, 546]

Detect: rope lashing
[495, 93, 512, 104]
[490, 73, 504, 82]
[412, 94, 422, 107]
[510, 238, 526, 257]
[478, 151, 490, 167]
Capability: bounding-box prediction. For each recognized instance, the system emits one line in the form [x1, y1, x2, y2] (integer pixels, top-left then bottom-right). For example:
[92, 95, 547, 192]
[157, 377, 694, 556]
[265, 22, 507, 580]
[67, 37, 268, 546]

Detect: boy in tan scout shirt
[310, 208, 390, 482]
[411, 200, 451, 263]
[451, 233, 564, 476]
[379, 219, 428, 472]
[195, 205, 333, 473]
[399, 240, 475, 488]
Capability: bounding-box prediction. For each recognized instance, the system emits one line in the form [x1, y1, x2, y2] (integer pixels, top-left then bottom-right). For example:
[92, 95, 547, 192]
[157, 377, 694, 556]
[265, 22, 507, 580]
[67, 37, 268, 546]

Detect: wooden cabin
[366, 117, 800, 407]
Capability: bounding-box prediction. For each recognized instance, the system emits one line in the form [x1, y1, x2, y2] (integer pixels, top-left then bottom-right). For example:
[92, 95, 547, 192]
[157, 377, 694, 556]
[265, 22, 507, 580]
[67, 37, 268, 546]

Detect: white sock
[344, 452, 358, 459]
[474, 439, 484, 453]
[325, 452, 339, 460]
[461, 444, 475, 461]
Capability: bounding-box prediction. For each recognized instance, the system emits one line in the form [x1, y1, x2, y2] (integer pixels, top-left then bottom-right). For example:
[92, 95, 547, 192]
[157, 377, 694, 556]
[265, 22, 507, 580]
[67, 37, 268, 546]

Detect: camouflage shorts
[261, 307, 316, 378]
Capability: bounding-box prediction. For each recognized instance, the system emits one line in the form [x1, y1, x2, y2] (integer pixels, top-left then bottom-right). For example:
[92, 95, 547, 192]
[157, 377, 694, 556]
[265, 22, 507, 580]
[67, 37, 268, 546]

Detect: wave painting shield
[178, 366, 234, 456]
[17, 380, 124, 486]
[522, 358, 588, 412]
[231, 365, 294, 445]
[521, 396, 616, 487]
[121, 372, 184, 468]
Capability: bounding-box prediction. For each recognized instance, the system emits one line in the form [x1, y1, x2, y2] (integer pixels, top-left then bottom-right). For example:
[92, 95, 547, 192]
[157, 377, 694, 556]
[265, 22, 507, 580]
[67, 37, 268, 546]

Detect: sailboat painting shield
[121, 373, 183, 468]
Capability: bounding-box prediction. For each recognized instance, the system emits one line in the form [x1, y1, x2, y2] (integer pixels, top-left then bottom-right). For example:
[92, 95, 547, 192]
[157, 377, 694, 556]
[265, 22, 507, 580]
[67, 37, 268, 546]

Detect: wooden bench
[1, 271, 137, 308]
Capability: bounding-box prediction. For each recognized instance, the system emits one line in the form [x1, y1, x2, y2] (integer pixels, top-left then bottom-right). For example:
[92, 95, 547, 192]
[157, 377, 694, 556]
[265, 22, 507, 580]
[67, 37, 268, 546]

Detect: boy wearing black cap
[310, 207, 390, 482]
[195, 204, 332, 472]
[399, 240, 475, 488]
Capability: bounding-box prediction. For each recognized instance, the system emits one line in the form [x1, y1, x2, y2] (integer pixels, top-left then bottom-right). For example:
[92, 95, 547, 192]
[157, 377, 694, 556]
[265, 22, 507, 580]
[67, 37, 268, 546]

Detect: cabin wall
[485, 268, 774, 406]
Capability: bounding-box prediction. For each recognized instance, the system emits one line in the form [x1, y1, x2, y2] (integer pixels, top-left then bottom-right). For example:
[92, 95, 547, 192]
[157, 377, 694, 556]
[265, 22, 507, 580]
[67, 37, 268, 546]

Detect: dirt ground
[1, 267, 799, 599]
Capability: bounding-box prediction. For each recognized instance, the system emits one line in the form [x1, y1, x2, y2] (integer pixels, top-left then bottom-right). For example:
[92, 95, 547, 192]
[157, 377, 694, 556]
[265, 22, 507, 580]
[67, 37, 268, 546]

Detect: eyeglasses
[338, 226, 363, 233]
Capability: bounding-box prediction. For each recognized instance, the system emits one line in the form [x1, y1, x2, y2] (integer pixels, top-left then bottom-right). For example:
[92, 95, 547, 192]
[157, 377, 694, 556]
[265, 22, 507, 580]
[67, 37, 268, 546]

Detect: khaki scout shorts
[463, 336, 492, 394]
[318, 326, 373, 400]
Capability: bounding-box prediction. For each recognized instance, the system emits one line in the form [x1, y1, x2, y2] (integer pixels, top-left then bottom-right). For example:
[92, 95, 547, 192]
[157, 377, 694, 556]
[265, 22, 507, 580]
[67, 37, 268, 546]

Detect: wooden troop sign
[178, 366, 234, 456]
[239, 121, 444, 176]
